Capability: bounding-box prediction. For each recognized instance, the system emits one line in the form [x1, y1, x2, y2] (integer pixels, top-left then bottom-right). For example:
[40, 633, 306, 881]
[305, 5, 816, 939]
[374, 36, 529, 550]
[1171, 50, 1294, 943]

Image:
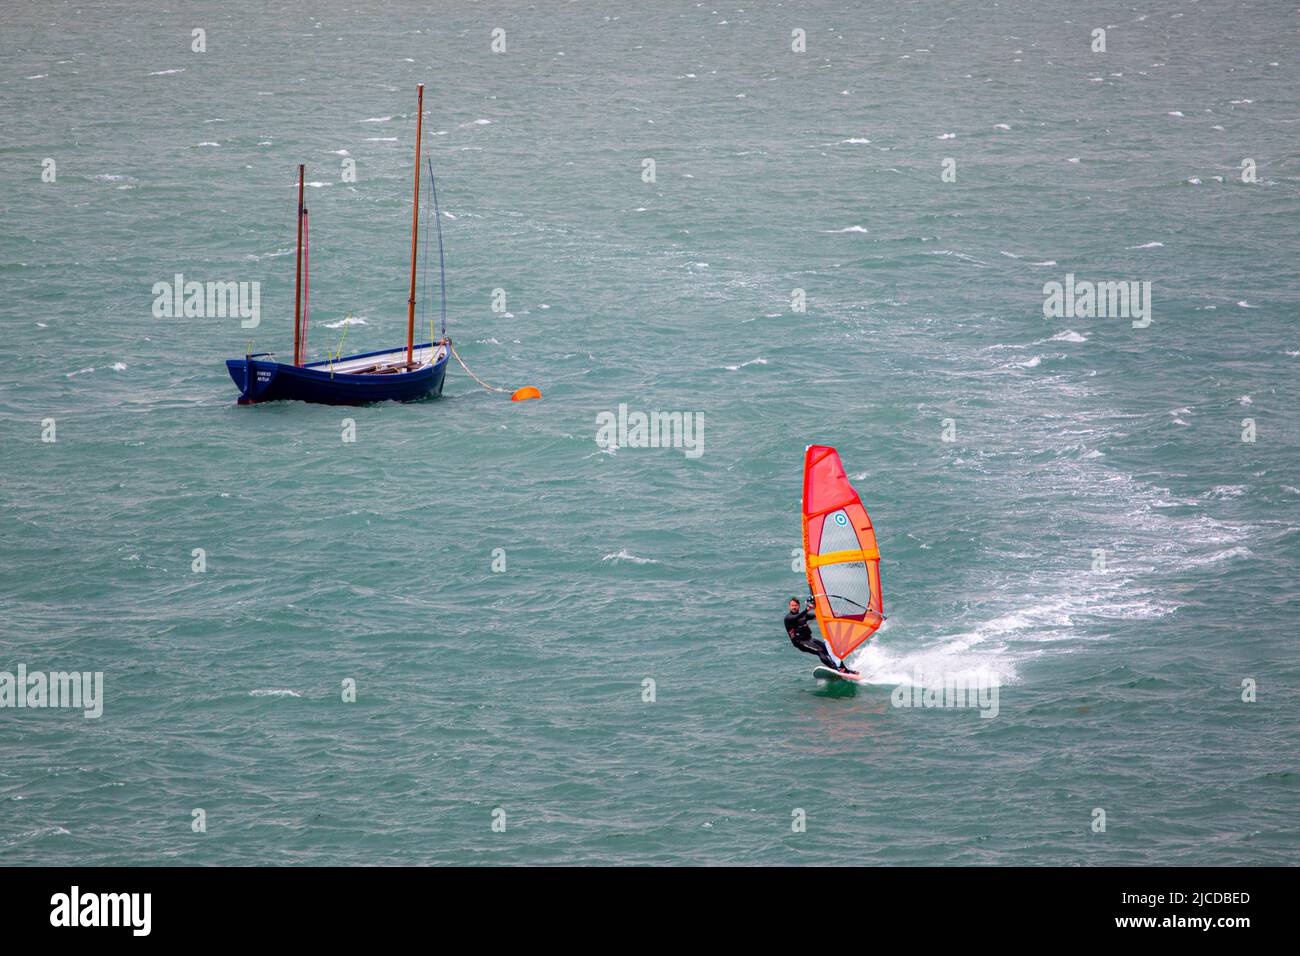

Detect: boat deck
[306, 342, 447, 375]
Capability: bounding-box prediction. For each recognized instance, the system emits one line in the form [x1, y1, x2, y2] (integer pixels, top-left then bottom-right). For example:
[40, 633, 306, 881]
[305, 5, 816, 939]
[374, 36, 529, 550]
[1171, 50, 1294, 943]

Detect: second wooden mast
[293, 163, 305, 366]
[405, 84, 425, 365]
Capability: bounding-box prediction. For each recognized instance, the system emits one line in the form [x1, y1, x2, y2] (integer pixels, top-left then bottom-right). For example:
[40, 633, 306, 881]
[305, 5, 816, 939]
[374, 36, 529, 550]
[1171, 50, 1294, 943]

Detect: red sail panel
[801, 445, 884, 659]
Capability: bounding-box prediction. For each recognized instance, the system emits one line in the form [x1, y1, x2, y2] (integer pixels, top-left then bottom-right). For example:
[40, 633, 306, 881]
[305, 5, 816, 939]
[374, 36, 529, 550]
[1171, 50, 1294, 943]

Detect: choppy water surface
[1, 1, 1297, 864]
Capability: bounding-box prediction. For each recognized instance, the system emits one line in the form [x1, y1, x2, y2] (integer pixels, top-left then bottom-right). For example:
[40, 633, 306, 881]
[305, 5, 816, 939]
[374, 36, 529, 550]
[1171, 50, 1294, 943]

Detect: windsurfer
[785, 597, 857, 674]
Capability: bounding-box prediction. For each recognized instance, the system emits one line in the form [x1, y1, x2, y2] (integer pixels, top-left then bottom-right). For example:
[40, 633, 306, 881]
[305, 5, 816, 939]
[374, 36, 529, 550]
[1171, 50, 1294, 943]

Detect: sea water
[1, 0, 1297, 865]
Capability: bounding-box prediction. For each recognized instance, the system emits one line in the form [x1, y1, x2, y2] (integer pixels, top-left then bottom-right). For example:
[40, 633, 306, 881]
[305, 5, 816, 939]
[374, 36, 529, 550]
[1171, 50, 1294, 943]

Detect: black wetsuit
[784, 607, 839, 669]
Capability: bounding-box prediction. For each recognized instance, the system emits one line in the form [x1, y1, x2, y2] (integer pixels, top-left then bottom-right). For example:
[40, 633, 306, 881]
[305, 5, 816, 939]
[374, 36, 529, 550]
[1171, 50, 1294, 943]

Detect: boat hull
[226, 343, 448, 405]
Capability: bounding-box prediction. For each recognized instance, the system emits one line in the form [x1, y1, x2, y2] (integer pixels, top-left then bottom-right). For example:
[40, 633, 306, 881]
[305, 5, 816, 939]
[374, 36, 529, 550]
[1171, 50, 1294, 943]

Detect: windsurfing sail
[801, 444, 884, 660]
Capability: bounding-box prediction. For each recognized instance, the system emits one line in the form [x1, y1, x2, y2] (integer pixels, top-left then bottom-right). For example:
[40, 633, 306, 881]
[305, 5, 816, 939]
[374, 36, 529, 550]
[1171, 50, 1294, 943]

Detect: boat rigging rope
[428, 158, 448, 338]
[420, 151, 431, 334]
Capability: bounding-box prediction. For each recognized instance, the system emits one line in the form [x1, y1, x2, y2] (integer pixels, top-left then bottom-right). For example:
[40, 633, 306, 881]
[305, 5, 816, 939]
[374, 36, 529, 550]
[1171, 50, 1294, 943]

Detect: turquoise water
[2, 0, 1298, 865]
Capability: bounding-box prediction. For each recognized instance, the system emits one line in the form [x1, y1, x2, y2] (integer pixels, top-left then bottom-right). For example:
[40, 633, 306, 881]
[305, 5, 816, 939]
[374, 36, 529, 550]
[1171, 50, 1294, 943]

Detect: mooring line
[447, 339, 509, 393]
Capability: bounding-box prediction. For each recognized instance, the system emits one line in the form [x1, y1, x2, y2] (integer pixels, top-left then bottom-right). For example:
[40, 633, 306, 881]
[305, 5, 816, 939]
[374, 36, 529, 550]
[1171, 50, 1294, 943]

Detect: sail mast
[293, 163, 305, 366]
[301, 208, 310, 360]
[406, 84, 425, 365]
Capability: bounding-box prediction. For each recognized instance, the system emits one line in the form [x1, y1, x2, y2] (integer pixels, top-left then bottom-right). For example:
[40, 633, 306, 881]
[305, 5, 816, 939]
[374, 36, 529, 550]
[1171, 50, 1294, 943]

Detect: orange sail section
[801, 445, 884, 660]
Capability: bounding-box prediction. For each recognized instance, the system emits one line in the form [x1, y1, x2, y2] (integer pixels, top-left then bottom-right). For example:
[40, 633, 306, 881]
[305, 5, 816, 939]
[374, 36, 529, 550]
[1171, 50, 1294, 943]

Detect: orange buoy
[511, 386, 542, 402]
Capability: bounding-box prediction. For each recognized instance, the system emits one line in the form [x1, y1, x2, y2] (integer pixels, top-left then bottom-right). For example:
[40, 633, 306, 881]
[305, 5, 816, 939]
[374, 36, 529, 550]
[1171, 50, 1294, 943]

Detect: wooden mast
[406, 84, 425, 365]
[293, 163, 305, 367]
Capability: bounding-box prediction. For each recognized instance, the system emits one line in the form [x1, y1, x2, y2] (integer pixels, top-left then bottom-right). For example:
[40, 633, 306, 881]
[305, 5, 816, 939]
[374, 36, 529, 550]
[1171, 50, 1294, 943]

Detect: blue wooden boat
[227, 83, 450, 406]
[227, 342, 448, 405]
